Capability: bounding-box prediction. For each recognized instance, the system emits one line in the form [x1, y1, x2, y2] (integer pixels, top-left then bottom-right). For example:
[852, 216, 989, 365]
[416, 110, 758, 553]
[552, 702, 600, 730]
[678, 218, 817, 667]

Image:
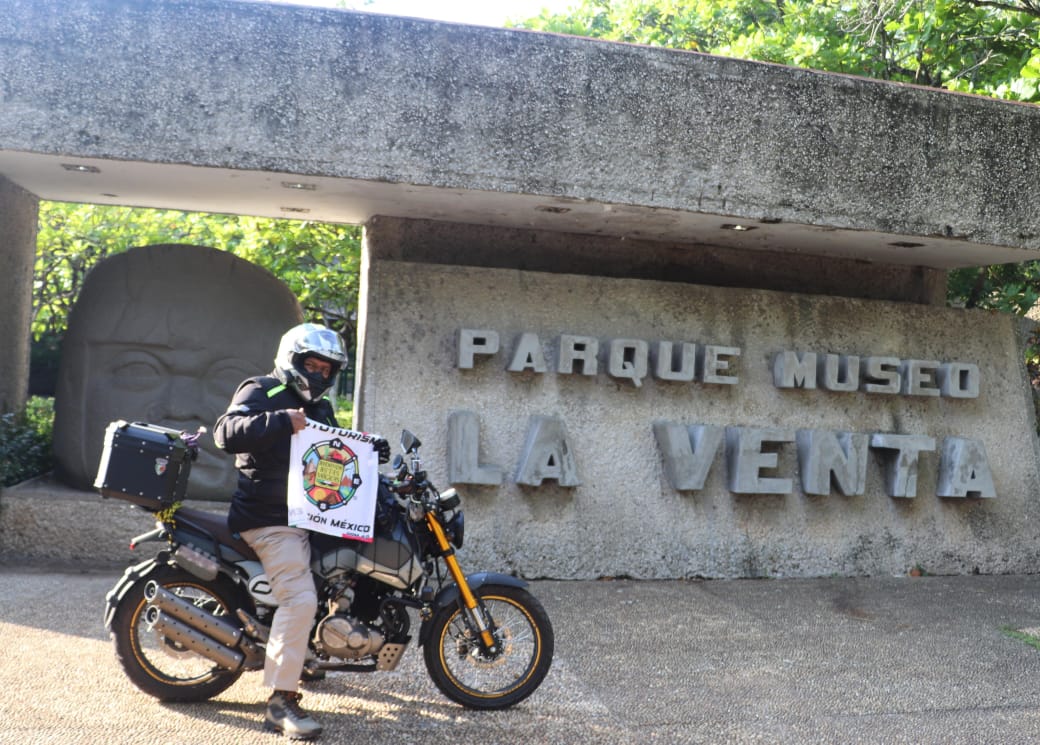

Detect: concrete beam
[1, 0, 1039, 267]
[363, 216, 948, 305]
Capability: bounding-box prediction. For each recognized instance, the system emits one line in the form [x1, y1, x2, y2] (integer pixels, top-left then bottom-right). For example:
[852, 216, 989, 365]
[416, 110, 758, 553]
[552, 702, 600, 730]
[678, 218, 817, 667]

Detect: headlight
[438, 488, 461, 511]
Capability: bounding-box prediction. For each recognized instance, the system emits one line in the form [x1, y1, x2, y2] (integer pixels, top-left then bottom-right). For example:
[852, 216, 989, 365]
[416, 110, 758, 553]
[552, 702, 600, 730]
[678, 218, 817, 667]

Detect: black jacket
[214, 372, 338, 534]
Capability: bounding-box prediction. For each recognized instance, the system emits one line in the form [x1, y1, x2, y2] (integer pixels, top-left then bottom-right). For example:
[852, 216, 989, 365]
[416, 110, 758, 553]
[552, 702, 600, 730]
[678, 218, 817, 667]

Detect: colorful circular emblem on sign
[301, 438, 363, 511]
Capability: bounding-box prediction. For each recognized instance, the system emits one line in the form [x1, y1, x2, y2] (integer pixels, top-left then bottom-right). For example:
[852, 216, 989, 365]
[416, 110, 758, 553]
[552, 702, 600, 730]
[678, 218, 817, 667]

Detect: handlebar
[180, 426, 207, 460]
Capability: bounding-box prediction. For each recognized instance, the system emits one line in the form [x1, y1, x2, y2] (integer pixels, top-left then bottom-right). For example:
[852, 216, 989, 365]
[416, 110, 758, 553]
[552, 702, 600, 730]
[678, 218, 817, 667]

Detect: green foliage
[518, 1, 1040, 102]
[333, 395, 355, 427]
[0, 397, 54, 487]
[34, 202, 362, 343]
[948, 262, 1040, 315]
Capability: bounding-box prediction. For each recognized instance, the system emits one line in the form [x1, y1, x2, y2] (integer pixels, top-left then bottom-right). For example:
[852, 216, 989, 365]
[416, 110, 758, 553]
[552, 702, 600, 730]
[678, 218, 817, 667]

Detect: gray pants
[240, 525, 317, 692]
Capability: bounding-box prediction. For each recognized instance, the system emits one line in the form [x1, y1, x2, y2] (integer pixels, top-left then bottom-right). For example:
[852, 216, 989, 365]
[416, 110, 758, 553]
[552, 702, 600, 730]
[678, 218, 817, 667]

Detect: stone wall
[355, 224, 1040, 579]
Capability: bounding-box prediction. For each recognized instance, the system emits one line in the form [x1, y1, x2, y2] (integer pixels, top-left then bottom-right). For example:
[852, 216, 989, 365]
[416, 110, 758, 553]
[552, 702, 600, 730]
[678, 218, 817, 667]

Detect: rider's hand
[286, 409, 307, 433]
[372, 437, 391, 464]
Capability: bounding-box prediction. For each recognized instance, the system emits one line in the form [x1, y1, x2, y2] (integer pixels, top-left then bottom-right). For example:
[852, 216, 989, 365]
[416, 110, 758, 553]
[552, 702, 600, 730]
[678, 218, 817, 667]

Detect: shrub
[0, 396, 54, 487]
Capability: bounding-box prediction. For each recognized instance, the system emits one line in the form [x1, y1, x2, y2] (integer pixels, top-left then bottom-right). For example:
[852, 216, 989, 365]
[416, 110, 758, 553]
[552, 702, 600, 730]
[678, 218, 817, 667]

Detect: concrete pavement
[3, 566, 1040, 744]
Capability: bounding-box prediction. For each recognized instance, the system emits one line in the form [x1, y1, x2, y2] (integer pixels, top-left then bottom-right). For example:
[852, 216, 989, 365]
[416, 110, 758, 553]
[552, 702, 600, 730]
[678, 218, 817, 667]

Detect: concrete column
[0, 176, 38, 414]
[351, 221, 375, 432]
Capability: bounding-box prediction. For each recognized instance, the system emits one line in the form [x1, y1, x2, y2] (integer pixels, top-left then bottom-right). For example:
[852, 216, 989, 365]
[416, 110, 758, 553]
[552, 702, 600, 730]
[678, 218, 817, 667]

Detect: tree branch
[962, 0, 1040, 19]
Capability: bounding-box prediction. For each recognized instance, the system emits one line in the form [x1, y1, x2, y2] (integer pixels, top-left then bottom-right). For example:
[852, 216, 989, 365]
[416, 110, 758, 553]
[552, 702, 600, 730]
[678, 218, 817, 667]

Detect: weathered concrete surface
[356, 223, 1040, 580]
[369, 216, 949, 306]
[0, 174, 36, 413]
[0, 475, 227, 567]
[1, 0, 1040, 266]
[5, 567, 1040, 744]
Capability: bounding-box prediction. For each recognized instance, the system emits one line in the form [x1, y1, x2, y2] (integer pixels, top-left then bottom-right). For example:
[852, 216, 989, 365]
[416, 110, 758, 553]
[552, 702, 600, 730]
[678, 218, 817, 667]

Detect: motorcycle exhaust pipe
[144, 581, 243, 648]
[144, 606, 244, 672]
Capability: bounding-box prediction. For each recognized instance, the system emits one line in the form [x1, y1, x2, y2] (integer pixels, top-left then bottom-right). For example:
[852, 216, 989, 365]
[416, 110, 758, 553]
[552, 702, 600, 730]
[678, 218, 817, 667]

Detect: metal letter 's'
[861, 357, 901, 394]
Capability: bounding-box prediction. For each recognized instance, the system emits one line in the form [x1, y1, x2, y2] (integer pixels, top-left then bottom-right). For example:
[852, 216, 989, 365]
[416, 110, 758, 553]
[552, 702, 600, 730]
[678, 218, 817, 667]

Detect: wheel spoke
[423, 584, 553, 709]
[440, 596, 539, 695]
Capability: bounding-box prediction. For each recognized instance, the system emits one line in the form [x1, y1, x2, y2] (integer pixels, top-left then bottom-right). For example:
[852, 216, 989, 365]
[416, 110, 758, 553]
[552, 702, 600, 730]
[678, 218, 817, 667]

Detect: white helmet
[274, 323, 347, 403]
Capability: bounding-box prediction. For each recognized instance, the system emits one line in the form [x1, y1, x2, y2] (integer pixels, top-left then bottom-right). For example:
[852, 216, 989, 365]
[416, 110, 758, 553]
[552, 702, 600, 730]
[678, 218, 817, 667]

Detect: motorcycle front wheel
[423, 584, 554, 709]
[109, 564, 244, 702]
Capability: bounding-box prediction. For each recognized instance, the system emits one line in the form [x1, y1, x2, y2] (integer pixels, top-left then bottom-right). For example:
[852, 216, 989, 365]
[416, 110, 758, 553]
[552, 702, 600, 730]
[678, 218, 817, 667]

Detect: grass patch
[1000, 625, 1040, 652]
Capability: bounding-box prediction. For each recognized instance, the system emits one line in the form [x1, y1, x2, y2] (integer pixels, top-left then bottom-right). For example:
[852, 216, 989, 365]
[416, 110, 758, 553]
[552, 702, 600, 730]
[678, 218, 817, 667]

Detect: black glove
[372, 437, 391, 464]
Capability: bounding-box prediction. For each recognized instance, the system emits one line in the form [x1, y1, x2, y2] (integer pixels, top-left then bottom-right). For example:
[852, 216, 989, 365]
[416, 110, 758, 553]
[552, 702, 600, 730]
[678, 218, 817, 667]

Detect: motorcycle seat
[174, 507, 259, 562]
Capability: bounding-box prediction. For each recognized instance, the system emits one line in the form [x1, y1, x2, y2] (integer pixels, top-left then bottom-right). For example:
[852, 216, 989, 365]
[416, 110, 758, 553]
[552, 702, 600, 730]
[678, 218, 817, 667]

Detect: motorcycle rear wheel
[423, 584, 554, 709]
[110, 564, 244, 702]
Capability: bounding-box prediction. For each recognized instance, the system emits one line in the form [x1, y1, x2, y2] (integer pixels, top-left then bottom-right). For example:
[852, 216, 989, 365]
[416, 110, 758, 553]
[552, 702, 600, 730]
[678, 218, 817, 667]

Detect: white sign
[287, 420, 380, 541]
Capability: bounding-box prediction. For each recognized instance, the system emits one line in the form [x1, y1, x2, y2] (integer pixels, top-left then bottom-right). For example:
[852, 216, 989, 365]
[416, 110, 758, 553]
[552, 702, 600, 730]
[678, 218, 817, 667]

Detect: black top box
[94, 421, 193, 510]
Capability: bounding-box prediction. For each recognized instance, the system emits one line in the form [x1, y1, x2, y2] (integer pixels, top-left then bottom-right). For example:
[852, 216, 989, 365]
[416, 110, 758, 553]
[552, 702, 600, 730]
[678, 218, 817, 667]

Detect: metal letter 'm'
[773, 351, 817, 389]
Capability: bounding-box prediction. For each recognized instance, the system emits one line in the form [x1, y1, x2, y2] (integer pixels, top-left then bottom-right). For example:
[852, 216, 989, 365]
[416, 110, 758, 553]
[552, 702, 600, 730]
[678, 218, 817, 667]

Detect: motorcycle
[101, 427, 554, 709]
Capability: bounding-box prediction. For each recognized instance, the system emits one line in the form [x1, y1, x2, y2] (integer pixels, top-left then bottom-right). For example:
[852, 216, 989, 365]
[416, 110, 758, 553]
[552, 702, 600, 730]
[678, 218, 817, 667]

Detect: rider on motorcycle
[214, 322, 389, 740]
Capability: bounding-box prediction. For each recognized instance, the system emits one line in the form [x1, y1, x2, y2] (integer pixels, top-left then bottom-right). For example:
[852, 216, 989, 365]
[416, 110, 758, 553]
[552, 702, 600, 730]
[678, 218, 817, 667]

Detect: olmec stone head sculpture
[54, 244, 304, 500]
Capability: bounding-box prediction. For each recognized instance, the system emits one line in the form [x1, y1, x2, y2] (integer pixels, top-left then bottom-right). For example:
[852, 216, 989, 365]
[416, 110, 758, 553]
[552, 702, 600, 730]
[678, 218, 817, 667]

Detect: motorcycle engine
[314, 612, 386, 660]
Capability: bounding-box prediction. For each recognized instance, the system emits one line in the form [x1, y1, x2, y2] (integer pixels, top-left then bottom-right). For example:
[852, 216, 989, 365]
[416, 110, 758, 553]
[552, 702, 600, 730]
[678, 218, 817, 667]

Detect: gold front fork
[425, 512, 498, 651]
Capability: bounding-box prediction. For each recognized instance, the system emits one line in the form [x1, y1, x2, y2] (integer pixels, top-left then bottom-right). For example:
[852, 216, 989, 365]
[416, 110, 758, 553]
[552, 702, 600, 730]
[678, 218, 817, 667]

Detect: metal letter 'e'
[725, 427, 794, 494]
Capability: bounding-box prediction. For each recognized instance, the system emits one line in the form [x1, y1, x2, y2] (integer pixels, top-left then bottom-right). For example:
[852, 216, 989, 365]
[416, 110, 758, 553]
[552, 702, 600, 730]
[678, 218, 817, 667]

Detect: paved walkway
[2, 566, 1040, 744]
